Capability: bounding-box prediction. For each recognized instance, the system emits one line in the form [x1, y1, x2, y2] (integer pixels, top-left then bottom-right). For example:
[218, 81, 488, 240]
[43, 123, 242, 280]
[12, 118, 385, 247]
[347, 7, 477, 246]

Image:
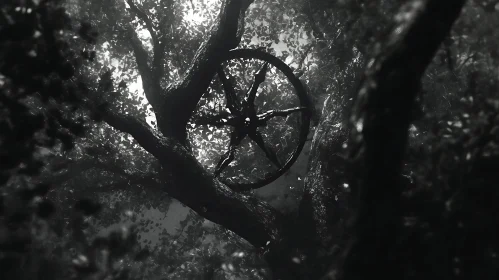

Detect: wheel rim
[187, 49, 311, 191]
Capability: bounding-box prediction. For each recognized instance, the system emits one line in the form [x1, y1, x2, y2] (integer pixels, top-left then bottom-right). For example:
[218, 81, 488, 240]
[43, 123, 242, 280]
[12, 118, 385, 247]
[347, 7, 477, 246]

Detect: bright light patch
[182, 0, 220, 25]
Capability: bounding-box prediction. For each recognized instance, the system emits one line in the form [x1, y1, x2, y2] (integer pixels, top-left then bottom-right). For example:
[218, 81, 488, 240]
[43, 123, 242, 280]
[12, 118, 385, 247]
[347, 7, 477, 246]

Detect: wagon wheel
[188, 49, 311, 191]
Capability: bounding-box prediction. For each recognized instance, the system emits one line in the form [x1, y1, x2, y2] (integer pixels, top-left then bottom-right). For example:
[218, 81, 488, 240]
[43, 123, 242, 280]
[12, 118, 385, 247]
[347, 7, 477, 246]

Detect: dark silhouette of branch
[125, 26, 160, 104]
[326, 0, 467, 279]
[126, 0, 169, 86]
[126, 0, 158, 45]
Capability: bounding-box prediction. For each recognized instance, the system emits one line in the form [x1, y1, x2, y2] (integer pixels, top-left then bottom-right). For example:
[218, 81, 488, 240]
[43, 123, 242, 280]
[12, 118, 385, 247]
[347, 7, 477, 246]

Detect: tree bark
[325, 0, 467, 279]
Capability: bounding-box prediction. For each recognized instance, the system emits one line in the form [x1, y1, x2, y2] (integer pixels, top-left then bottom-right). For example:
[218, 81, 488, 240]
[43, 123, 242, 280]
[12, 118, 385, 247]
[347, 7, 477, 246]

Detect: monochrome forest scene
[1, 0, 499, 279]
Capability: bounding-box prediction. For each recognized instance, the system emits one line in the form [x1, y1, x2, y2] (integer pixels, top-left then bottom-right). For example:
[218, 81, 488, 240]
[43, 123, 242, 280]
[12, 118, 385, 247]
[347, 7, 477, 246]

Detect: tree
[4, 0, 499, 279]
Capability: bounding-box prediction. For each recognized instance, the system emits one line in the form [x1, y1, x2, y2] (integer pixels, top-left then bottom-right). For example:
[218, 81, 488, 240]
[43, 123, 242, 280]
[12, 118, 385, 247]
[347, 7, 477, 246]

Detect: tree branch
[99, 107, 286, 248]
[125, 26, 162, 106]
[126, 0, 158, 45]
[327, 0, 467, 279]
[126, 0, 168, 89]
[154, 1, 176, 83]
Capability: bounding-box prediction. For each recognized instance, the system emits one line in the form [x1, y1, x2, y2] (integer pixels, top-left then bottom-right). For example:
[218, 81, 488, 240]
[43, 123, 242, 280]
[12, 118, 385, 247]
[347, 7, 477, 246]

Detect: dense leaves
[0, 1, 149, 280]
[0, 0, 89, 184]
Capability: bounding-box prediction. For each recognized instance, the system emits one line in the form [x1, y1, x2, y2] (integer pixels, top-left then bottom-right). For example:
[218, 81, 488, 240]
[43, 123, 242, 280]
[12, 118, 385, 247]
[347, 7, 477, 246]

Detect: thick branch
[327, 0, 467, 279]
[100, 108, 285, 247]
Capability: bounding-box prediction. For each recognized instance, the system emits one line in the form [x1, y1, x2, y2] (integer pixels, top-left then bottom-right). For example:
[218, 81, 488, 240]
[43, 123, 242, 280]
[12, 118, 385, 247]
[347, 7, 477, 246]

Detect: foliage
[0, 1, 146, 280]
[1, 0, 87, 184]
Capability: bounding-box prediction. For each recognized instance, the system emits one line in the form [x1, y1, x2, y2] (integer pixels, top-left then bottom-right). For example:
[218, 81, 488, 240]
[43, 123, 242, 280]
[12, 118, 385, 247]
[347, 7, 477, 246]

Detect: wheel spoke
[248, 130, 282, 169]
[217, 66, 241, 115]
[244, 62, 269, 110]
[191, 112, 238, 127]
[214, 129, 245, 177]
[257, 107, 308, 122]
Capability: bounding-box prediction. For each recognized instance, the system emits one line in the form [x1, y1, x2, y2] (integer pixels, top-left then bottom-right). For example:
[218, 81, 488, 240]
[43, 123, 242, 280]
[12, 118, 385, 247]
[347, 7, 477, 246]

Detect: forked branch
[125, 0, 166, 110]
[160, 0, 255, 131]
[126, 0, 159, 46]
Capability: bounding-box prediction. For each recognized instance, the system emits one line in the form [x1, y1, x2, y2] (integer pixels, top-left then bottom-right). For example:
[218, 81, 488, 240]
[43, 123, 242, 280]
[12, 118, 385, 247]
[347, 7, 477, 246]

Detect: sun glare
[182, 0, 220, 25]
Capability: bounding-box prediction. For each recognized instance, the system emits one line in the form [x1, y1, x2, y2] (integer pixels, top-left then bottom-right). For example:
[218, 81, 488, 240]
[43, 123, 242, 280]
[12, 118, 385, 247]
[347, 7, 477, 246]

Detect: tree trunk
[264, 0, 467, 279]
[327, 0, 467, 279]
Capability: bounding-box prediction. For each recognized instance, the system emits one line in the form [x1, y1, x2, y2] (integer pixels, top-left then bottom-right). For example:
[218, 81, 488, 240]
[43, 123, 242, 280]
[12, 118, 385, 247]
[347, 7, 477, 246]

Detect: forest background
[1, 0, 498, 279]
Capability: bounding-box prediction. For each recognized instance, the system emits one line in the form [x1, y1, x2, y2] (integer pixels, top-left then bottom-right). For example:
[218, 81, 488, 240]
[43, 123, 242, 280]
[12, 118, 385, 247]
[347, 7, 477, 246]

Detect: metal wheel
[188, 49, 311, 191]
